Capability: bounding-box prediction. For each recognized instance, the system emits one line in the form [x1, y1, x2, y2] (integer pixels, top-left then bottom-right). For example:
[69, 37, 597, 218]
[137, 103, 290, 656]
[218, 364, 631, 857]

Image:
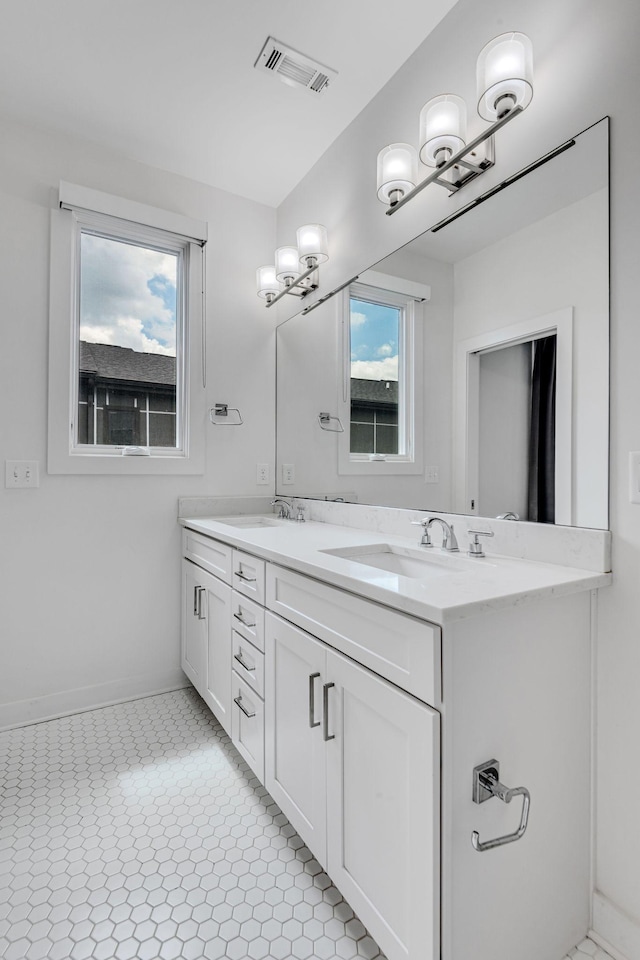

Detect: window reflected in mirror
[349, 294, 400, 455]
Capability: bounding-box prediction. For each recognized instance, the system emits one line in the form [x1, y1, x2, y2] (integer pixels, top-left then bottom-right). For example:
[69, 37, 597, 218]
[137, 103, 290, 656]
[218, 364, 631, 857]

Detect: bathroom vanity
[179, 513, 610, 960]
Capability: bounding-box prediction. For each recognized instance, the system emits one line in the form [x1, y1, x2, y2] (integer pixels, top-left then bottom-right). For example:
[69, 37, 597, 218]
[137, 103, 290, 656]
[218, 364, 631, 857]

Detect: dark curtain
[528, 335, 556, 523]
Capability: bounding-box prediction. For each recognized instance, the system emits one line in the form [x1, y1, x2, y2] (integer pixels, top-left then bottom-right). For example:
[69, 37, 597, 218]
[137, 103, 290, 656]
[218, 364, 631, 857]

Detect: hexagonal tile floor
[0, 688, 386, 960]
[0, 689, 616, 960]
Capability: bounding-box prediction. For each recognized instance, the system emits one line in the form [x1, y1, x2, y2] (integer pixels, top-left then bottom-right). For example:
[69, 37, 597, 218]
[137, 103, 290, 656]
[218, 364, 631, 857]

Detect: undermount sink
[215, 516, 282, 529]
[321, 543, 475, 579]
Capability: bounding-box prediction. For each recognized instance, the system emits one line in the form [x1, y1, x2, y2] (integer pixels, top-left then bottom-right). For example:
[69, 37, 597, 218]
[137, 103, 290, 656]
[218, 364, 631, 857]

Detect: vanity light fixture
[377, 32, 533, 215]
[256, 223, 329, 307]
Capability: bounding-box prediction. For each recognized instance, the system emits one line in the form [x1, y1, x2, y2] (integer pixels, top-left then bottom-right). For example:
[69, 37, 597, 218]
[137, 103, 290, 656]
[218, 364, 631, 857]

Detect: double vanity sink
[214, 514, 479, 578]
[179, 508, 609, 960]
[182, 512, 607, 624]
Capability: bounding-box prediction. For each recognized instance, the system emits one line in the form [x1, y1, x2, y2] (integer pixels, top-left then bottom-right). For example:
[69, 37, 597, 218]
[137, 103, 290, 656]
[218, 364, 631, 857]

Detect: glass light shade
[376, 143, 418, 204]
[256, 264, 280, 300]
[477, 32, 533, 121]
[419, 94, 467, 167]
[297, 224, 329, 266]
[275, 246, 300, 282]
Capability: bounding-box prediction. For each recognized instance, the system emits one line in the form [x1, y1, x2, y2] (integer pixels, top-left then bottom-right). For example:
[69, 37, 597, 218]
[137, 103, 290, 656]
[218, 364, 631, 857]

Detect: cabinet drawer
[231, 592, 265, 652]
[232, 631, 264, 697]
[231, 674, 264, 781]
[232, 550, 266, 605]
[266, 564, 441, 705]
[183, 529, 232, 583]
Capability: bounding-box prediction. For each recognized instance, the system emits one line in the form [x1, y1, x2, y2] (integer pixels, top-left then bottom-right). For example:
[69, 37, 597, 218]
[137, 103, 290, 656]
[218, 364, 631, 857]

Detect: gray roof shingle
[350, 378, 398, 404]
[79, 341, 176, 386]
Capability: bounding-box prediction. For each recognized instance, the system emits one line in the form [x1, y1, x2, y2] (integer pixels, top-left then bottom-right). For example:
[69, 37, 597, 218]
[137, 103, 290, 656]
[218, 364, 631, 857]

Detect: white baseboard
[591, 891, 640, 960]
[0, 672, 190, 731]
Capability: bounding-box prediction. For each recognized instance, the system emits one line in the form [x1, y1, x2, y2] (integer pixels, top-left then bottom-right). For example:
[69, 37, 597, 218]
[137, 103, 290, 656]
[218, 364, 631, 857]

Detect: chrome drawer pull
[308, 672, 321, 728]
[471, 759, 531, 852]
[233, 612, 256, 628]
[197, 586, 206, 620]
[235, 570, 257, 583]
[323, 682, 335, 741]
[234, 695, 256, 719]
[234, 652, 256, 672]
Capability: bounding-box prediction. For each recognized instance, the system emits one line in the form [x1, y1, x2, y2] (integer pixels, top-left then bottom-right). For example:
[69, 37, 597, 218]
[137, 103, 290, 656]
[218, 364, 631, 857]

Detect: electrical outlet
[282, 463, 295, 485]
[5, 460, 40, 489]
[256, 463, 269, 485]
[425, 465, 439, 484]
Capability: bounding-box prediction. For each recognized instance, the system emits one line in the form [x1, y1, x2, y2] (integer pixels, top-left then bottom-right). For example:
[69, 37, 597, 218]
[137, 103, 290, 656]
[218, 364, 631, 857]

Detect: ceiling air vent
[254, 36, 337, 95]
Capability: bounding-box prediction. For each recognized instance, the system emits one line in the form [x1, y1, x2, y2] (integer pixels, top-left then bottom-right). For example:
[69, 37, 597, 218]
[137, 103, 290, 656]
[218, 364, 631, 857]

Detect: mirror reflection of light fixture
[377, 31, 533, 215]
[256, 224, 329, 307]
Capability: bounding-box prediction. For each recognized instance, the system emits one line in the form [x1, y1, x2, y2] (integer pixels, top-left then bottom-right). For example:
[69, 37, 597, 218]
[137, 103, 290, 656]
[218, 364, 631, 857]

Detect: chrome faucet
[413, 516, 460, 551]
[271, 497, 292, 519]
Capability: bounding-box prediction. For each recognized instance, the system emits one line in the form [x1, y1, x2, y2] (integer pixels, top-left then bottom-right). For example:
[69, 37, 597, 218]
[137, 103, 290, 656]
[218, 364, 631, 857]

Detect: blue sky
[79, 234, 178, 355]
[350, 296, 399, 380]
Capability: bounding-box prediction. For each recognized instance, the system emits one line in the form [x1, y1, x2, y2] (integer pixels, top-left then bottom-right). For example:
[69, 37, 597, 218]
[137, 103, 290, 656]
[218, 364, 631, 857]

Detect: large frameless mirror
[276, 118, 609, 529]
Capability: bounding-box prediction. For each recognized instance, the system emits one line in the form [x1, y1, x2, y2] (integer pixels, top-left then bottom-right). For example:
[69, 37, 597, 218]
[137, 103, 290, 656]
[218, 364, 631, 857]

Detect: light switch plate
[5, 460, 40, 488]
[629, 452, 640, 503]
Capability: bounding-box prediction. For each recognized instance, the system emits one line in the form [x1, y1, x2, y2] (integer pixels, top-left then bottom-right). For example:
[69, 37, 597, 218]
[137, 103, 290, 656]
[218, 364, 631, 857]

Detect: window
[48, 183, 207, 475]
[338, 276, 427, 476]
[349, 294, 401, 455]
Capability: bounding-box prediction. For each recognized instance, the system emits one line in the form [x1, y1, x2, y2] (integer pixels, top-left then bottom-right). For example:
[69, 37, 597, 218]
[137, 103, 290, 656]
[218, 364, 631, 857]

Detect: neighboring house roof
[79, 341, 176, 386]
[350, 378, 398, 404]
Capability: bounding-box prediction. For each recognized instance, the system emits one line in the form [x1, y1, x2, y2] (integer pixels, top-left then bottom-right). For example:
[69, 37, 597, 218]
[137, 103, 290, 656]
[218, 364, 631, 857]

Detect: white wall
[477, 343, 531, 520]
[0, 116, 277, 726]
[278, 0, 640, 952]
[454, 190, 608, 528]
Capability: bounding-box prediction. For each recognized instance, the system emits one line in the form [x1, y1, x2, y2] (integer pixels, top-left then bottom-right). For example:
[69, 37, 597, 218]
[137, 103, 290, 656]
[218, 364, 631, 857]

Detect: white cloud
[80, 234, 177, 354]
[350, 311, 367, 328]
[351, 358, 398, 380]
[80, 317, 175, 356]
[376, 342, 395, 357]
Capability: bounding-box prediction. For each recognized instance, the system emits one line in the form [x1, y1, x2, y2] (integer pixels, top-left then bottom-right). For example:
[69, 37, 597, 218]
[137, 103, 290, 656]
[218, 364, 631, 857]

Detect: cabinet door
[181, 559, 206, 694]
[265, 613, 328, 864]
[326, 648, 440, 960]
[201, 569, 232, 736]
[231, 673, 264, 781]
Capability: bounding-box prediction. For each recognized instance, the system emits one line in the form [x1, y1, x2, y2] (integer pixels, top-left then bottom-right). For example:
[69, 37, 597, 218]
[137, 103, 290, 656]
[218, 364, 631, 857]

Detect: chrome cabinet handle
[471, 759, 531, 852]
[234, 652, 256, 672]
[197, 586, 206, 620]
[235, 570, 257, 583]
[193, 584, 199, 616]
[233, 612, 256, 628]
[234, 695, 256, 719]
[308, 673, 321, 728]
[323, 682, 335, 741]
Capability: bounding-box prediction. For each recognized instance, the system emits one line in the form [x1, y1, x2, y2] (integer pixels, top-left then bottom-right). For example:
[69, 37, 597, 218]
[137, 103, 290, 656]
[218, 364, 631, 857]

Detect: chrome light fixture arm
[265, 257, 319, 308]
[386, 105, 522, 216]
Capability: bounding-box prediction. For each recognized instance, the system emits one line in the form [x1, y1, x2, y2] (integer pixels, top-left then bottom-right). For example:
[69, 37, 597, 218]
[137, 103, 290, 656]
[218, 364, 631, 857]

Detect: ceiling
[0, 0, 459, 207]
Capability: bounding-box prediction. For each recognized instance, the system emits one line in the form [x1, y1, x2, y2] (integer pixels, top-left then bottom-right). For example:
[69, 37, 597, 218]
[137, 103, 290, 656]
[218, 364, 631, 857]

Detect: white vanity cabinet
[265, 612, 439, 960]
[181, 530, 233, 735]
[264, 563, 441, 960]
[181, 530, 266, 758]
[181, 520, 599, 960]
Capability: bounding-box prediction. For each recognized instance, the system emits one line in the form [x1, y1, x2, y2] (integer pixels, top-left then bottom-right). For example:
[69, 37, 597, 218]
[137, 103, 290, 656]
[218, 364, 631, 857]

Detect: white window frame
[48, 183, 207, 475]
[337, 277, 426, 477]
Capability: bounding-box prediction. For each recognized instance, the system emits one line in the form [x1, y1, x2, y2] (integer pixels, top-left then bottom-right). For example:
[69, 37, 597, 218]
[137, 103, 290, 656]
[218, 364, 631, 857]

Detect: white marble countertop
[180, 515, 611, 625]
